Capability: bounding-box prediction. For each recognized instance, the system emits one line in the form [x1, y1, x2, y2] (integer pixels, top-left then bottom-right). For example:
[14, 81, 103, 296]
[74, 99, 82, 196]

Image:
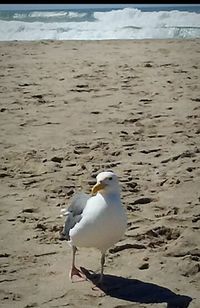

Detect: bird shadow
[80, 267, 192, 308]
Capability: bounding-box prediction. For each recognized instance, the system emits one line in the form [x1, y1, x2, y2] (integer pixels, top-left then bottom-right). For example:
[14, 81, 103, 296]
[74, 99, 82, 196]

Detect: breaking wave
[0, 7, 199, 41]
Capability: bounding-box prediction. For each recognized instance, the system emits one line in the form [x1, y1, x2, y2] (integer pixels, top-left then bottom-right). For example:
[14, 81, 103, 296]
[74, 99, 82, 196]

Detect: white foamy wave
[29, 10, 69, 18]
[0, 8, 200, 41]
[94, 8, 200, 30]
[13, 13, 27, 19]
[13, 10, 87, 21]
[68, 11, 87, 18]
[13, 11, 69, 20]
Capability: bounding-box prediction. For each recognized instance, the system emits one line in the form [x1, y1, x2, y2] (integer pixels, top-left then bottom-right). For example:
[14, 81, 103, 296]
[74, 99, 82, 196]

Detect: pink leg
[70, 265, 87, 282]
[69, 246, 87, 283]
[91, 253, 106, 294]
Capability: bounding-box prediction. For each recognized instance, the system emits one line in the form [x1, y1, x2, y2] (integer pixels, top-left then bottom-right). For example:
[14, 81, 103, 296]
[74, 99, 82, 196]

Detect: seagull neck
[98, 190, 121, 201]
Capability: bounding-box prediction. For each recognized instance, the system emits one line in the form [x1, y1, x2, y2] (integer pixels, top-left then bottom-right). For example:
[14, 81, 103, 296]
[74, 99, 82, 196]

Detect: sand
[0, 39, 200, 308]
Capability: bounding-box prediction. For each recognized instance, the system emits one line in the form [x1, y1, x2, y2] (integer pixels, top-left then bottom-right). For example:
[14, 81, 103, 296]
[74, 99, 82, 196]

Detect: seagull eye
[108, 177, 112, 181]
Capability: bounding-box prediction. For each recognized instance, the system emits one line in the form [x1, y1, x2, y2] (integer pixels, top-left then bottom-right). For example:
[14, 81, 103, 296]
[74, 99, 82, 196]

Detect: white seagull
[60, 171, 127, 285]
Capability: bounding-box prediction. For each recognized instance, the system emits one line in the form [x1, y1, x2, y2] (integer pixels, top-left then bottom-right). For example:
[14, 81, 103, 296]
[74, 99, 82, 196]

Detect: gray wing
[60, 192, 90, 241]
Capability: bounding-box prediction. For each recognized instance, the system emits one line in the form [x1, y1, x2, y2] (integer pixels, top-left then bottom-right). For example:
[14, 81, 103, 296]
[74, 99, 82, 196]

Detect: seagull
[60, 171, 127, 285]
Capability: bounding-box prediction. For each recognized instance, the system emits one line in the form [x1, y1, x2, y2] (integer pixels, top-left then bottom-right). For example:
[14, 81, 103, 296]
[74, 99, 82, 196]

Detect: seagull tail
[60, 208, 69, 217]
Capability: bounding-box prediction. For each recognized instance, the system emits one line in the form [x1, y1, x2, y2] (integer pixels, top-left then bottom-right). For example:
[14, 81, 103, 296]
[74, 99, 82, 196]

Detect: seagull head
[91, 171, 120, 195]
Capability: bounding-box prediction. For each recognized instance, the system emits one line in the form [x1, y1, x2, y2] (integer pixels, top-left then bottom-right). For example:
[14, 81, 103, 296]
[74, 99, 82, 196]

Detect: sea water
[0, 5, 200, 41]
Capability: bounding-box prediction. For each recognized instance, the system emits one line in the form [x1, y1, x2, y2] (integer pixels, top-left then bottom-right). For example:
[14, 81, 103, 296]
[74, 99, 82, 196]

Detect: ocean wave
[94, 8, 200, 29]
[13, 11, 65, 19]
[10, 10, 89, 24]
[28, 11, 69, 18]
[0, 8, 199, 41]
[68, 11, 87, 18]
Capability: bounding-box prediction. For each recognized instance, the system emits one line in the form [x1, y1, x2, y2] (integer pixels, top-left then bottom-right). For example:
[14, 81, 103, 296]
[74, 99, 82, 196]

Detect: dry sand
[0, 39, 200, 308]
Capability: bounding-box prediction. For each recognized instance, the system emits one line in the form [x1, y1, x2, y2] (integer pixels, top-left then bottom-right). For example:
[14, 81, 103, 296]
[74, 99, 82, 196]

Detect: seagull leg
[69, 246, 87, 282]
[92, 252, 106, 292]
[99, 252, 105, 285]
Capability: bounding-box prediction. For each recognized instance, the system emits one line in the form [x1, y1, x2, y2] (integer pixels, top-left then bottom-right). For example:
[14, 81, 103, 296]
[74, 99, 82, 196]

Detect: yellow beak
[91, 182, 106, 195]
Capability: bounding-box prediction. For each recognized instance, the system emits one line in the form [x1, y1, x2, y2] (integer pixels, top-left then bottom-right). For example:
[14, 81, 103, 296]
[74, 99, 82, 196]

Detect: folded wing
[60, 192, 90, 240]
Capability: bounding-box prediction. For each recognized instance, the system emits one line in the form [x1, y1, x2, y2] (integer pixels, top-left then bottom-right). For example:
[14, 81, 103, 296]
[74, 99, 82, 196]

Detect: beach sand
[0, 39, 200, 308]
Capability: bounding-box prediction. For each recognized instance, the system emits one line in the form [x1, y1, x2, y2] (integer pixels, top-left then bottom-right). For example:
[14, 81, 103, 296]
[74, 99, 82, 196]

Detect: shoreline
[0, 37, 200, 43]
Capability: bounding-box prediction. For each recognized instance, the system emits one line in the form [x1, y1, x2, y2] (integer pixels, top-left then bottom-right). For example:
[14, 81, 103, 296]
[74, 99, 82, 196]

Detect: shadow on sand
[81, 267, 192, 308]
